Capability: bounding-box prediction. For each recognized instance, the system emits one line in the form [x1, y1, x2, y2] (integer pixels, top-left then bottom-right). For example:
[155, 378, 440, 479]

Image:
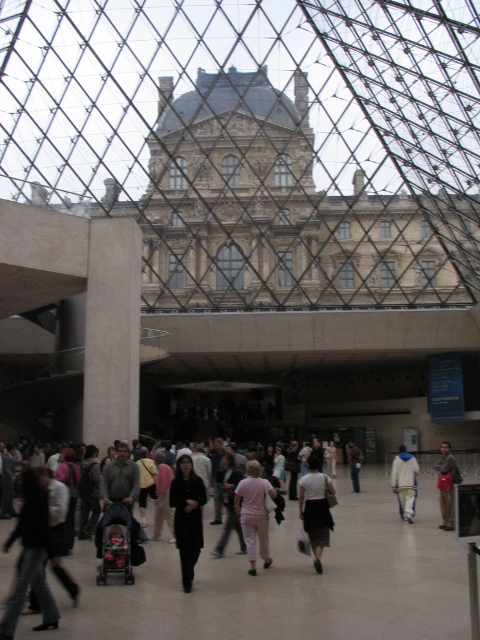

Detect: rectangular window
[421, 260, 436, 286]
[169, 254, 184, 288]
[278, 251, 293, 286]
[420, 220, 432, 239]
[339, 222, 351, 240]
[171, 212, 184, 228]
[339, 262, 354, 288]
[381, 262, 395, 287]
[169, 157, 188, 190]
[380, 220, 391, 239]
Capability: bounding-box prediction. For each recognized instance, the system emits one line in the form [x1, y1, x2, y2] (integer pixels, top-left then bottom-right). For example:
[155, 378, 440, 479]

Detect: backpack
[452, 464, 463, 485]
[62, 462, 80, 498]
[78, 462, 97, 498]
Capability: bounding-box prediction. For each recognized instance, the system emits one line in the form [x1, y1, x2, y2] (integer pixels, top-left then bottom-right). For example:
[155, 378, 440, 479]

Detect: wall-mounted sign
[428, 352, 465, 422]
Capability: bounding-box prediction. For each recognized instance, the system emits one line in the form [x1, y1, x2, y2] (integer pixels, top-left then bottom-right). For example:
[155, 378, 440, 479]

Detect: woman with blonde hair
[234, 460, 277, 576]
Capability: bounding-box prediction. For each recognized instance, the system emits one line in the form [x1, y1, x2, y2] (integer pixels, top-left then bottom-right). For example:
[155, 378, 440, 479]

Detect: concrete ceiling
[0, 200, 89, 321]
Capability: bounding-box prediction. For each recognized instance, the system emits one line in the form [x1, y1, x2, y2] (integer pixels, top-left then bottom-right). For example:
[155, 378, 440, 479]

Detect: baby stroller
[96, 502, 135, 585]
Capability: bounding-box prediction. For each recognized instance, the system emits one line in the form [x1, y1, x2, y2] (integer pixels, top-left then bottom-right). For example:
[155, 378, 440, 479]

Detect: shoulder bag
[437, 473, 453, 491]
[324, 474, 338, 508]
[264, 480, 276, 513]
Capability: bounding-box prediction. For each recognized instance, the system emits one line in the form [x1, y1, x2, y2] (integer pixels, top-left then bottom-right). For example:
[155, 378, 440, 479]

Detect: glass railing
[34, 329, 169, 379]
[140, 328, 170, 363]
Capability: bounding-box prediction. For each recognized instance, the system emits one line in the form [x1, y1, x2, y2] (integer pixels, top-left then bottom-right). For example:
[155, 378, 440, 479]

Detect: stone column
[83, 218, 142, 457]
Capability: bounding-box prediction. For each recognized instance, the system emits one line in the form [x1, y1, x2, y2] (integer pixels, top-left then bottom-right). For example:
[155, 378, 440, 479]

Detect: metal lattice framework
[1, 0, 479, 312]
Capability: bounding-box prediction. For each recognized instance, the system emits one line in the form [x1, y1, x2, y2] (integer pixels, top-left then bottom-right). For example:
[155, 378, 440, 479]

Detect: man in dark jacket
[347, 441, 362, 494]
[434, 441, 456, 531]
[1, 443, 17, 519]
[211, 454, 246, 557]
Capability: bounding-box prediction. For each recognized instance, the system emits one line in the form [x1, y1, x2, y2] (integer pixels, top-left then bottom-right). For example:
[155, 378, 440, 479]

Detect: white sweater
[390, 454, 420, 489]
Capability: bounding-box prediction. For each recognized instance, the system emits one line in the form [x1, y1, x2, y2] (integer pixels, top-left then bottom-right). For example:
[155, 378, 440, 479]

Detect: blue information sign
[428, 352, 465, 422]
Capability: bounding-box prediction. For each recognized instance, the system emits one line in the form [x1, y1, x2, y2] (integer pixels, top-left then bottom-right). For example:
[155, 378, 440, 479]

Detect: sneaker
[169, 538, 176, 544]
[407, 517, 414, 524]
[210, 551, 222, 558]
[210, 520, 222, 525]
[444, 526, 454, 531]
[438, 524, 447, 529]
[236, 551, 247, 555]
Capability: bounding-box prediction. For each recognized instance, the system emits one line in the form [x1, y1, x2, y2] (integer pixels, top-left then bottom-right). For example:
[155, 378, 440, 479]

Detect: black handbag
[284, 460, 297, 473]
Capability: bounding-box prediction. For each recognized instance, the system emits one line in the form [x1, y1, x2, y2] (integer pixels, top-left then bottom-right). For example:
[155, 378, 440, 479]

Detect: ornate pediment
[191, 109, 294, 138]
[215, 202, 243, 222]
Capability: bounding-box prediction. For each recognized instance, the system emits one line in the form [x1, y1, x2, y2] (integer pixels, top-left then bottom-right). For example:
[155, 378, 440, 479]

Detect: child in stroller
[104, 524, 128, 568]
[96, 502, 135, 585]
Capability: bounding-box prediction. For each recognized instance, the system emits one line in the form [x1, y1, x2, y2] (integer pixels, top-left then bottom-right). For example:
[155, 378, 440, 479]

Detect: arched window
[169, 157, 188, 190]
[221, 155, 240, 187]
[216, 244, 244, 291]
[274, 154, 293, 187]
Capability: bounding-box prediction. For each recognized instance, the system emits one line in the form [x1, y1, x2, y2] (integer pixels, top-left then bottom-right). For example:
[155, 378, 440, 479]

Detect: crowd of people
[0, 435, 460, 636]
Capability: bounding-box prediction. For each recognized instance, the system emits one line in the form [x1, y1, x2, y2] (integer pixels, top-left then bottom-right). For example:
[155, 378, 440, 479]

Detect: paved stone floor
[0, 464, 476, 640]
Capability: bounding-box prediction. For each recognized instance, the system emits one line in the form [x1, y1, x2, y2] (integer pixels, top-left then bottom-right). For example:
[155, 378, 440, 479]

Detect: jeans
[0, 547, 59, 636]
[350, 465, 361, 493]
[79, 495, 101, 535]
[213, 483, 223, 522]
[214, 510, 246, 555]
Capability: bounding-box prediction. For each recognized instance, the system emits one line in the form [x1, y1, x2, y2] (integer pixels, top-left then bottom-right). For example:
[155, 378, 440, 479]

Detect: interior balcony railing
[34, 328, 170, 379]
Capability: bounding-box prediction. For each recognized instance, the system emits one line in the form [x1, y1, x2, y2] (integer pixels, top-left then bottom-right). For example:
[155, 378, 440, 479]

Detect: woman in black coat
[169, 454, 207, 593]
[0, 467, 60, 639]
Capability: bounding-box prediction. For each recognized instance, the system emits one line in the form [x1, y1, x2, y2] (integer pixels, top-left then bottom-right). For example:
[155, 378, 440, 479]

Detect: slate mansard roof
[157, 66, 300, 134]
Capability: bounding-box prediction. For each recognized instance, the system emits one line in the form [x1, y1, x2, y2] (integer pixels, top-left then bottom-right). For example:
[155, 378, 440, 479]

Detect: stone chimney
[158, 77, 174, 124]
[294, 71, 310, 128]
[30, 182, 48, 207]
[352, 168, 367, 199]
[102, 178, 121, 207]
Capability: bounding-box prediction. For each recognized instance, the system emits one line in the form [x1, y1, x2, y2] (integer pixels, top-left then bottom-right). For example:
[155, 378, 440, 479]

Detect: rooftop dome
[157, 66, 300, 133]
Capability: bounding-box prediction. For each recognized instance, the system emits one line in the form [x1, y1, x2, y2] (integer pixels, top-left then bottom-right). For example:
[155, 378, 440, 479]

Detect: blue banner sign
[428, 352, 465, 422]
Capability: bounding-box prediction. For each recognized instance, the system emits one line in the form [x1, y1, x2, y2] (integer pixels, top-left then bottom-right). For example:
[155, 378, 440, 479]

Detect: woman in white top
[273, 446, 287, 494]
[324, 441, 337, 478]
[298, 456, 335, 574]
